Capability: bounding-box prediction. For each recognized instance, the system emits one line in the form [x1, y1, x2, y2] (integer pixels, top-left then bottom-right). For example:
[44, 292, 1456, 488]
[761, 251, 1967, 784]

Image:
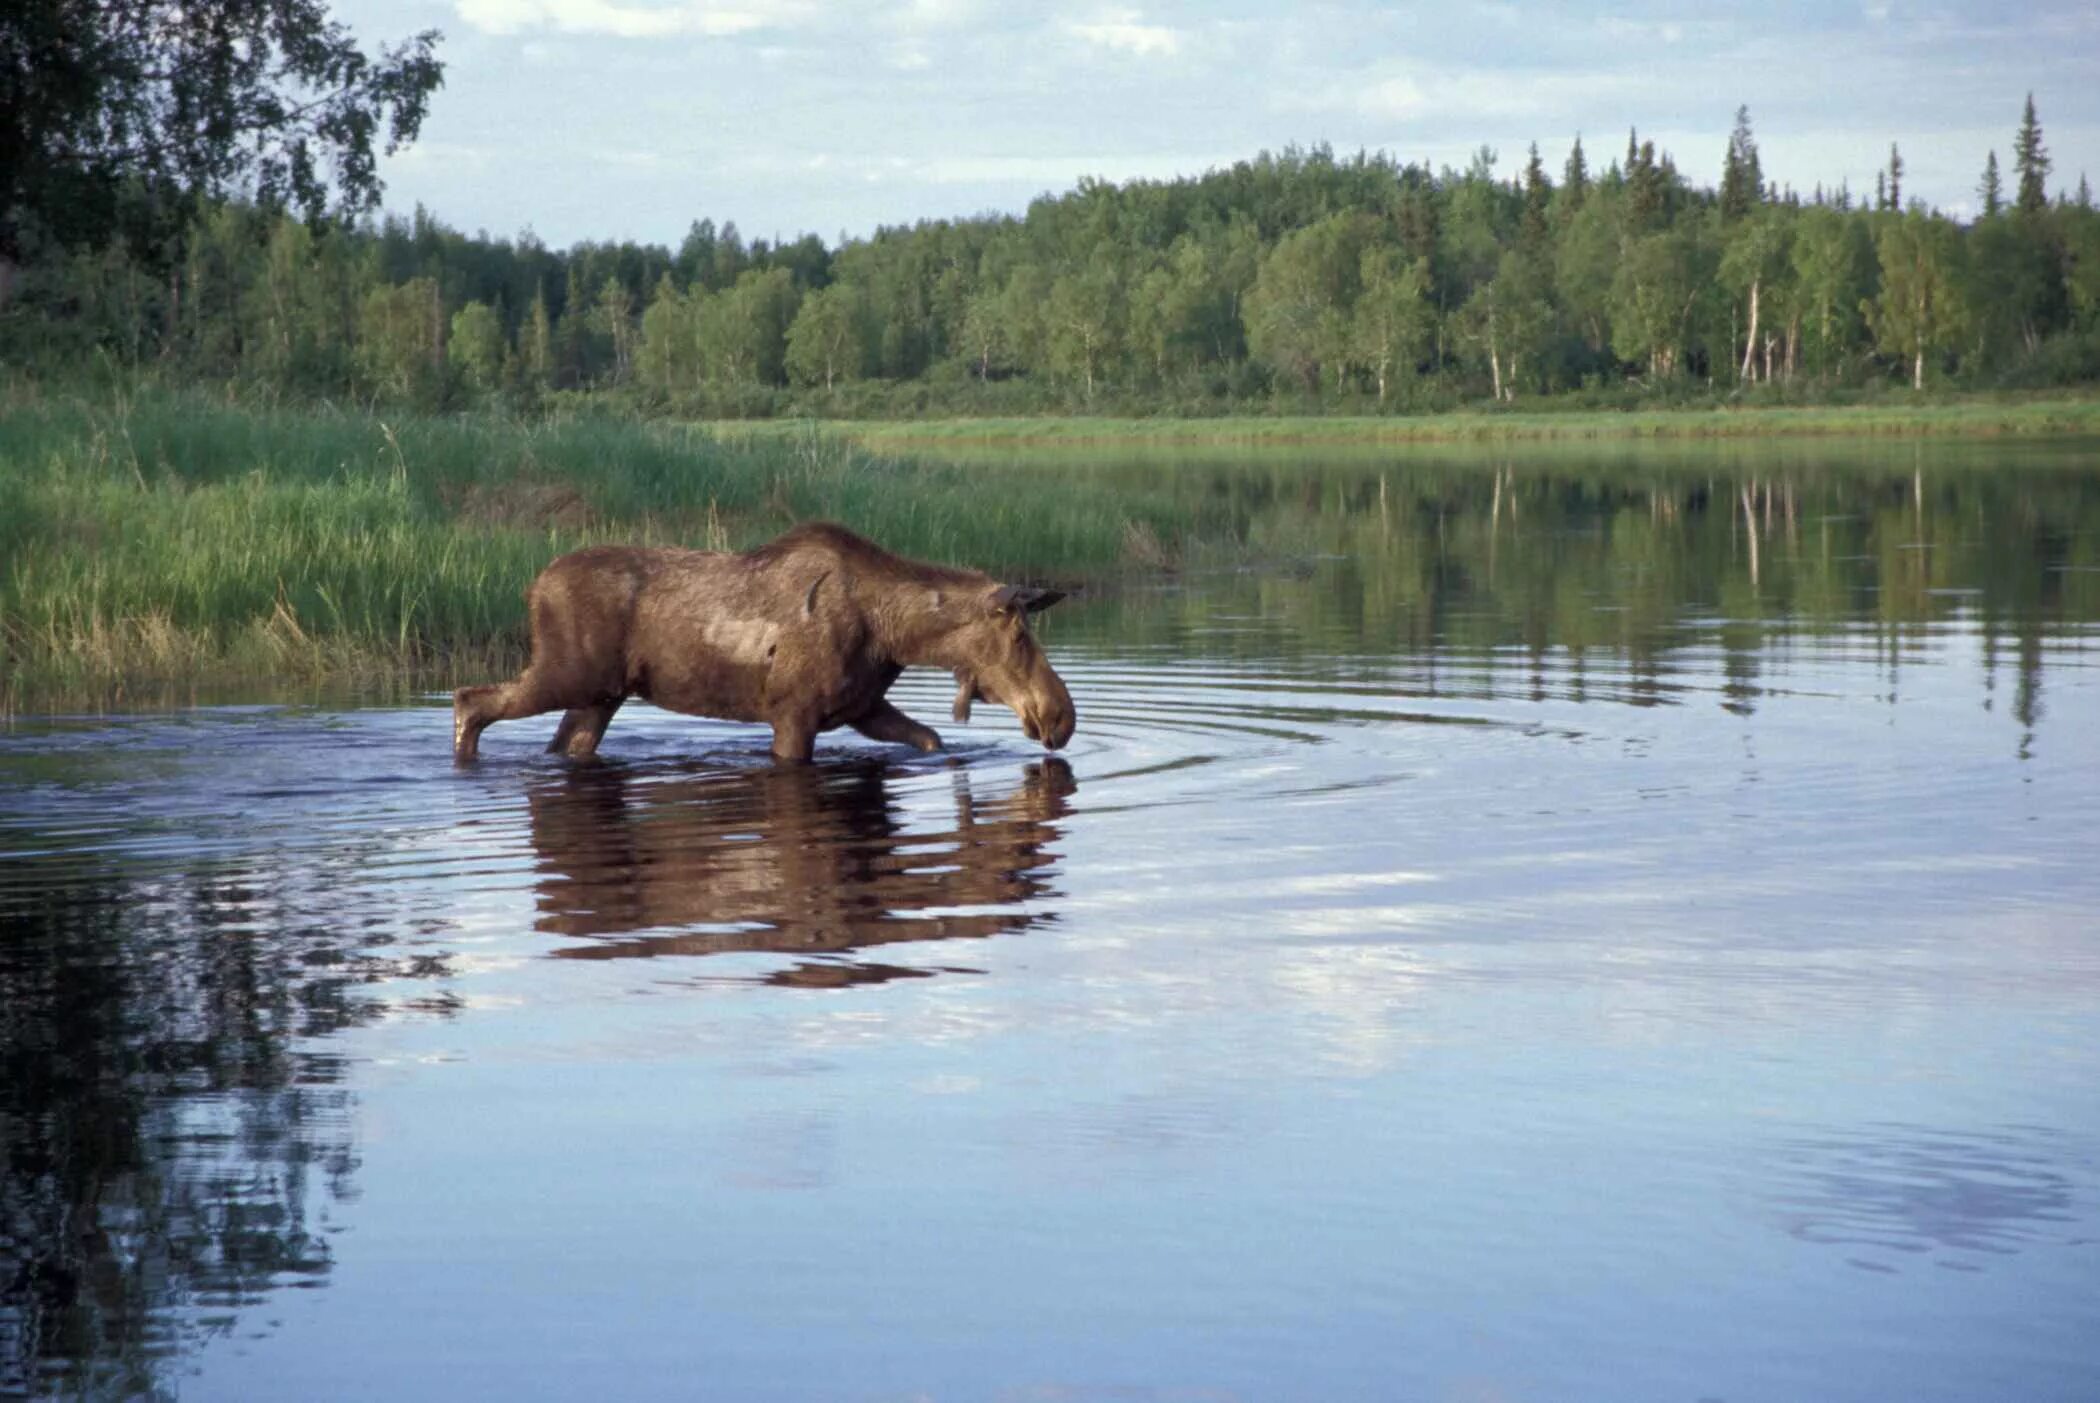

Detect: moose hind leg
[453, 673, 568, 762]
[548, 699, 623, 757]
[849, 700, 942, 753]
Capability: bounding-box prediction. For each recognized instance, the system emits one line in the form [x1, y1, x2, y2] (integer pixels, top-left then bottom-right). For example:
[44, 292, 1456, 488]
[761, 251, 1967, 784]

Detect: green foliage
[1791, 206, 1876, 374]
[2068, 217, 2100, 331]
[1978, 151, 2004, 219]
[448, 301, 505, 394]
[637, 275, 703, 396]
[699, 268, 800, 388]
[7, 116, 2100, 412]
[1720, 107, 1762, 222]
[1613, 227, 1713, 378]
[356, 277, 445, 402]
[2014, 94, 2051, 216]
[1246, 214, 1374, 392]
[1351, 247, 1433, 401]
[1868, 215, 1969, 388]
[0, 0, 443, 263]
[785, 283, 873, 390]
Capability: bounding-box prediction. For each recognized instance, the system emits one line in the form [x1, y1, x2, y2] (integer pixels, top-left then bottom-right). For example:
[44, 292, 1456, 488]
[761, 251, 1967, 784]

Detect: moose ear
[991, 584, 1067, 615]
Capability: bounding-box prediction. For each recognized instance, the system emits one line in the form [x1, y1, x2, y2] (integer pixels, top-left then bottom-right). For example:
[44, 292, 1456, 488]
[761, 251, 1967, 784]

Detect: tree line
[6, 100, 2098, 414]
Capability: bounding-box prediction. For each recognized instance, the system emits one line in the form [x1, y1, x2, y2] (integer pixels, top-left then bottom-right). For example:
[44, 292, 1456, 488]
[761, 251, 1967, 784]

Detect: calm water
[4, 442, 2100, 1401]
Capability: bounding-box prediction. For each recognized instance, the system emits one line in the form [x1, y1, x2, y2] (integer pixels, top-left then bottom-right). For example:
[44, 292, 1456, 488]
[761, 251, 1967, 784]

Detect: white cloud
[898, 0, 983, 28]
[1596, 15, 1696, 45]
[884, 37, 935, 70]
[392, 141, 490, 170]
[1066, 7, 1183, 58]
[454, 0, 793, 39]
[1312, 64, 1644, 125]
[899, 152, 1222, 185]
[1360, 75, 1428, 120]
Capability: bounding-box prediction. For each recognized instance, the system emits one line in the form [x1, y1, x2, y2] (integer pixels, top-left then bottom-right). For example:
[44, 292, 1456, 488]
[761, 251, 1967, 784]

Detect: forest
[5, 102, 2099, 418]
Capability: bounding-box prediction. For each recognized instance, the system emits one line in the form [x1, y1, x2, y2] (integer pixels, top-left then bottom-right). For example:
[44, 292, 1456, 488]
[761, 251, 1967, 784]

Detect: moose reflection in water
[526, 755, 1076, 987]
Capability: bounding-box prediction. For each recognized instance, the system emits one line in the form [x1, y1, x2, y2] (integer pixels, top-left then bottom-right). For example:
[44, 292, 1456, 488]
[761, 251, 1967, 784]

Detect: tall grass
[781, 393, 2100, 452]
[0, 385, 1219, 709]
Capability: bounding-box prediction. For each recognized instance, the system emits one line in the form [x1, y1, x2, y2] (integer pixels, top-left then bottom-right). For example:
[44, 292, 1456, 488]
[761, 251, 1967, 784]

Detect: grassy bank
[0, 384, 1214, 710]
[768, 393, 2100, 452]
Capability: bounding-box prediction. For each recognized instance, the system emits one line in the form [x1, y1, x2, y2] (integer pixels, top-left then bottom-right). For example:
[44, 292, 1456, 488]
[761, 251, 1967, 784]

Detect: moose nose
[1041, 701, 1074, 751]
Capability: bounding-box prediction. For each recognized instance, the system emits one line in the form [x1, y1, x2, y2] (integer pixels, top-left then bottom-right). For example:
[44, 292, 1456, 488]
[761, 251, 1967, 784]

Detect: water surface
[4, 440, 2099, 1401]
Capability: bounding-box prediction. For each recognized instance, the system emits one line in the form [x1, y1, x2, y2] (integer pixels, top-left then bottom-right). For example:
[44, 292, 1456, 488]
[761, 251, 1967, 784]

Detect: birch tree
[1868, 214, 1967, 389]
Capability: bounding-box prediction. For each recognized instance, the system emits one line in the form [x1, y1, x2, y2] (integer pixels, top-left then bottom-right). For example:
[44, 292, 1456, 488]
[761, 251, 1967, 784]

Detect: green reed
[799, 394, 2100, 452]
[0, 385, 1215, 707]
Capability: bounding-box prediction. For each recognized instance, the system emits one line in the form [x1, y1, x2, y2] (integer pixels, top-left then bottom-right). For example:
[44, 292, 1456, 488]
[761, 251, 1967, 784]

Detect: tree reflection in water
[0, 859, 452, 1399]
[527, 756, 1075, 987]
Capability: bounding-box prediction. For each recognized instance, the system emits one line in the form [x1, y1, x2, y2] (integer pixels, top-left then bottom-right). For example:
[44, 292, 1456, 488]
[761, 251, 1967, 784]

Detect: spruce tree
[1562, 136, 1588, 211]
[1521, 143, 1551, 246]
[1978, 151, 2003, 217]
[1887, 144, 1903, 211]
[1628, 139, 1663, 228]
[2014, 93, 2051, 214]
[1721, 105, 1761, 221]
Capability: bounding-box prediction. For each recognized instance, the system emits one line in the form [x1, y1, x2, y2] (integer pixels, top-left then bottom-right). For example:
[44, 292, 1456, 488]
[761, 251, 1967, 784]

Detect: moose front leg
[768, 712, 818, 763]
[848, 699, 943, 753]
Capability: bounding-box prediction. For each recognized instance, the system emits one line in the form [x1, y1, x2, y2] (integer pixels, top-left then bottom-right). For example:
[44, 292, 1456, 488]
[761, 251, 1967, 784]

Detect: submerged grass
[0, 384, 1222, 711]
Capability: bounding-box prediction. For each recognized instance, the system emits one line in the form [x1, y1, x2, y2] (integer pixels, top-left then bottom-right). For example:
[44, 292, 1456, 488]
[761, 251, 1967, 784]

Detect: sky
[331, 0, 2100, 249]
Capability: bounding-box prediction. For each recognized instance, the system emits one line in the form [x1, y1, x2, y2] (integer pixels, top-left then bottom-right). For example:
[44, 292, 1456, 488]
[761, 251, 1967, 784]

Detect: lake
[4, 438, 2099, 1401]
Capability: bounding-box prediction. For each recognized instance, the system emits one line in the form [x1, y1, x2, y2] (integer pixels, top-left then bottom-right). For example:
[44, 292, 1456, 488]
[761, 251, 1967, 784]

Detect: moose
[452, 522, 1074, 762]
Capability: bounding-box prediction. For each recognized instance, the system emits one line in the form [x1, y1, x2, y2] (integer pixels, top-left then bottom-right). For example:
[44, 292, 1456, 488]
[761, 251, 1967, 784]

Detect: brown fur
[452, 521, 1074, 762]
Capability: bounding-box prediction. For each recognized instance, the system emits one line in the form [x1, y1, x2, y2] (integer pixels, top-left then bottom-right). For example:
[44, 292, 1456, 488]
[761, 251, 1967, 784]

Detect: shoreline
[736, 395, 2100, 451]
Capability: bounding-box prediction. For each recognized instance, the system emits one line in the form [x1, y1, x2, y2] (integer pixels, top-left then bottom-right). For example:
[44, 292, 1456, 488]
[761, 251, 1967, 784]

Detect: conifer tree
[1721, 106, 1762, 221]
[1887, 144, 1903, 211]
[1562, 136, 1589, 212]
[2014, 93, 2051, 214]
[1628, 140, 1663, 228]
[1521, 144, 1552, 247]
[1978, 151, 2003, 218]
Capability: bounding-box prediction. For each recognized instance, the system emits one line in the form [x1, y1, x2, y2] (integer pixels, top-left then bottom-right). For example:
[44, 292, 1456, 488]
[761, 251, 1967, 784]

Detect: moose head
[946, 584, 1074, 750]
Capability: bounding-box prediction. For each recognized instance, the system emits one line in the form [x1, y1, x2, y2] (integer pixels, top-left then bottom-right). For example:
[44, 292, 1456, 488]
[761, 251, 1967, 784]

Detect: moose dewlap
[451, 522, 1073, 763]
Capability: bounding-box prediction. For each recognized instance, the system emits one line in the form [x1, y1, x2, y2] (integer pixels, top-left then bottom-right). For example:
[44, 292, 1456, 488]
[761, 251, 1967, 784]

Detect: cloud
[454, 0, 793, 39]
[898, 0, 983, 28]
[1066, 7, 1183, 58]
[1598, 15, 1688, 45]
[392, 141, 490, 170]
[1302, 63, 1645, 126]
[883, 37, 935, 70]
